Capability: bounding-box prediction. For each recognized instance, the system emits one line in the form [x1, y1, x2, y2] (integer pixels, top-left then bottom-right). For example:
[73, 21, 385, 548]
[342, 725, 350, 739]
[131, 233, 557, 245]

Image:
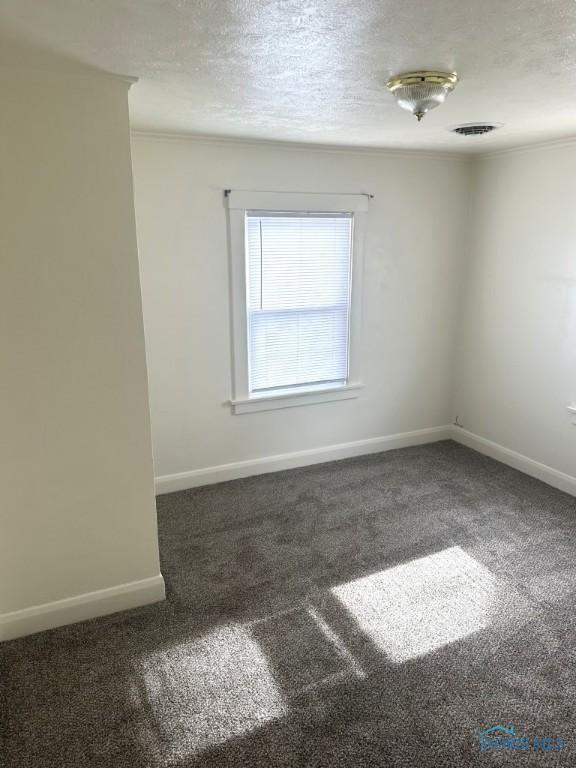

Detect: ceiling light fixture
[386, 71, 459, 122]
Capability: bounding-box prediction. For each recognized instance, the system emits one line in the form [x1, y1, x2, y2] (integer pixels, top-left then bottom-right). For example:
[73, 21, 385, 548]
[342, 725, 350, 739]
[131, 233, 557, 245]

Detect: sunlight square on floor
[331, 546, 496, 663]
[139, 625, 286, 759]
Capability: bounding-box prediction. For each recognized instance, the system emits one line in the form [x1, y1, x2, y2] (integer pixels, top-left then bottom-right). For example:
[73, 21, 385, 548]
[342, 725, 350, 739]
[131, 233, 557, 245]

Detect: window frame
[226, 191, 367, 414]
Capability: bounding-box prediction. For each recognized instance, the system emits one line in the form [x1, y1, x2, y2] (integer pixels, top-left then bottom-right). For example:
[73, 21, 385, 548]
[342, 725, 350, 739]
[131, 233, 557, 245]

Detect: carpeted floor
[3, 440, 576, 767]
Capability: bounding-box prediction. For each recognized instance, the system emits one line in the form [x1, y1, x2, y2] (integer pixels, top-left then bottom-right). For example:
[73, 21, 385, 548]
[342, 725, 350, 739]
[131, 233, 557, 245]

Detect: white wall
[0, 65, 163, 637]
[454, 143, 576, 478]
[131, 136, 471, 482]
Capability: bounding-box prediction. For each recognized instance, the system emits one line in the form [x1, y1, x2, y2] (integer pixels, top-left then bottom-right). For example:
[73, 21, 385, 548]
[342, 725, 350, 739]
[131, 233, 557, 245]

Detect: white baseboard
[451, 426, 576, 497]
[155, 426, 452, 494]
[0, 574, 165, 643]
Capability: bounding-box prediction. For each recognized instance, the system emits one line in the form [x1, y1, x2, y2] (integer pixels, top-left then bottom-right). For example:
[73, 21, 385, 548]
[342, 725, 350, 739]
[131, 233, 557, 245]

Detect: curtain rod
[223, 189, 374, 199]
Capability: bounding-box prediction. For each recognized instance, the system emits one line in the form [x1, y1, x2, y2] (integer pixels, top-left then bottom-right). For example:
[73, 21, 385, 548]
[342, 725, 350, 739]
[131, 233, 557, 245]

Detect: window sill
[230, 383, 363, 415]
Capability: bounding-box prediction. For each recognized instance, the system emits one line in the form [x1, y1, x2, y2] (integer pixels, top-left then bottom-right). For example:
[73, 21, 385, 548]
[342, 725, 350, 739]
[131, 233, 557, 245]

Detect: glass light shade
[386, 72, 459, 122]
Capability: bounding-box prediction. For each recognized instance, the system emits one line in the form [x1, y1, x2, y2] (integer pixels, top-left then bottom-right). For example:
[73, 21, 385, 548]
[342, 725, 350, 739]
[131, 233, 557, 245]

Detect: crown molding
[129, 129, 471, 161]
[479, 134, 576, 160]
[130, 127, 576, 162]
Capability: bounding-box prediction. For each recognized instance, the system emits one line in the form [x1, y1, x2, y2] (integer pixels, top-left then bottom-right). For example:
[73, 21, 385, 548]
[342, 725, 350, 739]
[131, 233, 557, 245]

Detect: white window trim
[226, 190, 368, 415]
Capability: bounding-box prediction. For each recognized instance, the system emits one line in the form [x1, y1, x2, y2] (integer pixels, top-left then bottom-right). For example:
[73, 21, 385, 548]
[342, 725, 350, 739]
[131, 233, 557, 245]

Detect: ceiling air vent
[450, 123, 501, 137]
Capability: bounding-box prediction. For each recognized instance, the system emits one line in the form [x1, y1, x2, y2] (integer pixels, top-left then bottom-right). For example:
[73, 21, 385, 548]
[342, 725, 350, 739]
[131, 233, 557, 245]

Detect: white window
[227, 191, 367, 414]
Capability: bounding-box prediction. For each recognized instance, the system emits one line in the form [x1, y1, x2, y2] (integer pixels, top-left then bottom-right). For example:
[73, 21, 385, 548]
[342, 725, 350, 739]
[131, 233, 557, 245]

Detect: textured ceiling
[2, 0, 576, 152]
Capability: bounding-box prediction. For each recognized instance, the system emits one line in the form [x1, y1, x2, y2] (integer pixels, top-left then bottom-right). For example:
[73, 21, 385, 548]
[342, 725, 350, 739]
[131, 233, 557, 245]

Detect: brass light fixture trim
[386, 71, 459, 122]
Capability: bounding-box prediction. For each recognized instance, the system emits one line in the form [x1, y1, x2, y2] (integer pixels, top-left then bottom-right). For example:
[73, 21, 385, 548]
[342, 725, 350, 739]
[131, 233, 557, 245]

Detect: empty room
[2, 1, 576, 766]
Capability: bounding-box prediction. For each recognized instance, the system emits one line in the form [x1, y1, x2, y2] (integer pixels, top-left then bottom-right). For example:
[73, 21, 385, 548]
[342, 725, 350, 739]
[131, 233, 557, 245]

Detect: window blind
[245, 212, 353, 394]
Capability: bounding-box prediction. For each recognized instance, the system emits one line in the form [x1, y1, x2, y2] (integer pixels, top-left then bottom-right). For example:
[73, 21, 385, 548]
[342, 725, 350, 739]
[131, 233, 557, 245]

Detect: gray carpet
[3, 440, 576, 767]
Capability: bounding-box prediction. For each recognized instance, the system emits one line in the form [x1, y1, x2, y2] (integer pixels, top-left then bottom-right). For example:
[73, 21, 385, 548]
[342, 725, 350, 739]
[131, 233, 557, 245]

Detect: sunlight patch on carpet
[331, 546, 496, 663]
[140, 624, 286, 758]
